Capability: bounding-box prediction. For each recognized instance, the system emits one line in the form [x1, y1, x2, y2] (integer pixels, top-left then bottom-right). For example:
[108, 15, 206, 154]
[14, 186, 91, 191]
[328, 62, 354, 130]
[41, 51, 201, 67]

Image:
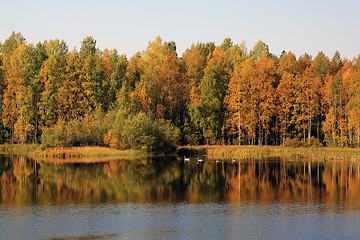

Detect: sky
[1, 0, 360, 59]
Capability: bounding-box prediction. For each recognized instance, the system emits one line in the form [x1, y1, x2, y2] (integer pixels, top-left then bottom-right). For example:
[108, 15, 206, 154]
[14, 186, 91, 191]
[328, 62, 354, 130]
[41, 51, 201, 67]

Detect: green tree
[79, 36, 97, 60]
[109, 53, 128, 108]
[220, 38, 233, 53]
[79, 36, 106, 111]
[250, 40, 270, 61]
[313, 51, 331, 83]
[39, 39, 68, 127]
[192, 47, 230, 144]
[132, 36, 176, 117]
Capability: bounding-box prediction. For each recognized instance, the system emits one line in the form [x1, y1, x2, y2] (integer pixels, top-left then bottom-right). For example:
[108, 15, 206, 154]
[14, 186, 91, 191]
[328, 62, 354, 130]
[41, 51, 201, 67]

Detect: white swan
[184, 156, 190, 162]
[197, 157, 203, 163]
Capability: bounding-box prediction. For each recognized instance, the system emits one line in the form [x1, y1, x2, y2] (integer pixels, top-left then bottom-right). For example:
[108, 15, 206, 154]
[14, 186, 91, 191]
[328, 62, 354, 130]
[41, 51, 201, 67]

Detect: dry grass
[38, 146, 147, 159]
[0, 144, 40, 155]
[178, 145, 360, 161]
[2, 144, 360, 162]
[0, 144, 147, 162]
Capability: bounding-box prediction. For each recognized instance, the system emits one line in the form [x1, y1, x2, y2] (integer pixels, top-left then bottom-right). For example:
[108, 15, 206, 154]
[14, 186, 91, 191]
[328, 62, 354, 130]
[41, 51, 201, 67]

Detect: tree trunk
[340, 125, 343, 147]
[308, 108, 312, 145]
[238, 109, 241, 146]
[303, 127, 306, 143]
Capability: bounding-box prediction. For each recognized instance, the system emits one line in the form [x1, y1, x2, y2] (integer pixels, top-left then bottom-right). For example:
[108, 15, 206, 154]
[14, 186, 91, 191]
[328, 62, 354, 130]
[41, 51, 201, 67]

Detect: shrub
[285, 137, 323, 148]
[105, 109, 180, 153]
[41, 108, 113, 147]
[284, 138, 302, 147]
[41, 121, 69, 148]
[324, 134, 349, 147]
[41, 106, 180, 153]
[306, 136, 323, 148]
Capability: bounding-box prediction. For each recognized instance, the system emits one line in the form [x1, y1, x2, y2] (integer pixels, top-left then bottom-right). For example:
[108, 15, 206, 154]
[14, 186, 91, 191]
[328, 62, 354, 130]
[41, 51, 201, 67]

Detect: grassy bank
[178, 145, 360, 161]
[0, 144, 40, 155]
[38, 146, 147, 159]
[3, 144, 360, 162]
[0, 144, 147, 160]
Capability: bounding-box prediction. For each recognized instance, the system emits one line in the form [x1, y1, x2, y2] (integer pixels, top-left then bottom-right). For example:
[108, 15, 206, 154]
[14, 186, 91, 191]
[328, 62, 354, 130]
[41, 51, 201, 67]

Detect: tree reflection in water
[1, 155, 360, 207]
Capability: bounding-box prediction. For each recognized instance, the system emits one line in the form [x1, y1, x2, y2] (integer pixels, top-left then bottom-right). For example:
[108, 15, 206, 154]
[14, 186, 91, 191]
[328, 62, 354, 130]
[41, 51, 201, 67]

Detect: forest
[0, 31, 360, 152]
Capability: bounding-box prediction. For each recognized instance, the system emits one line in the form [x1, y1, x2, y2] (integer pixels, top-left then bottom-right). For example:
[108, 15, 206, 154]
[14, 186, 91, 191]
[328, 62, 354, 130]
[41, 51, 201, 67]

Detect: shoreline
[178, 145, 360, 161]
[1, 144, 360, 162]
[0, 144, 147, 160]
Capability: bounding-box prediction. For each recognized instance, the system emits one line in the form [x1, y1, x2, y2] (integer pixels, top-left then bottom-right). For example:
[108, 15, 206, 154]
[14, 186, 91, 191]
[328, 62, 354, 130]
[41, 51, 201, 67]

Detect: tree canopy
[0, 32, 359, 150]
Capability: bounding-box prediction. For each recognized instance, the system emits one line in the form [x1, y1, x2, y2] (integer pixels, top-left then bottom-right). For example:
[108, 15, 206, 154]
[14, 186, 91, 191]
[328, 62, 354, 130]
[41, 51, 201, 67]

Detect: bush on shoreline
[284, 137, 322, 148]
[41, 107, 180, 153]
[104, 109, 180, 153]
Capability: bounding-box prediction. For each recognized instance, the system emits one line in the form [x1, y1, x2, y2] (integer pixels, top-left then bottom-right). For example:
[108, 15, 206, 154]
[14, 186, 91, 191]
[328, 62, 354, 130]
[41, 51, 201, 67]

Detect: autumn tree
[159, 53, 185, 125]
[253, 55, 277, 145]
[1, 32, 360, 149]
[39, 39, 69, 127]
[2, 43, 39, 143]
[276, 52, 299, 144]
[344, 58, 360, 147]
[131, 36, 180, 119]
[181, 42, 208, 106]
[180, 42, 210, 144]
[323, 75, 345, 146]
[79, 36, 106, 111]
[225, 59, 254, 145]
[295, 65, 322, 144]
[230, 58, 257, 144]
[58, 50, 86, 121]
[0, 43, 5, 142]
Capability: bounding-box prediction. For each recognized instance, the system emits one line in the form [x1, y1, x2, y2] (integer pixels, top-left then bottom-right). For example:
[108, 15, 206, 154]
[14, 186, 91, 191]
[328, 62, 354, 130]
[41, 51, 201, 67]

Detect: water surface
[1, 155, 360, 239]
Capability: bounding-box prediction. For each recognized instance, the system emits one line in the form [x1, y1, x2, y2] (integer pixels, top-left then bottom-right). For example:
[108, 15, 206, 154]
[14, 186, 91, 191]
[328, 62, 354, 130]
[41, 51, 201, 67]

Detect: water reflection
[1, 155, 360, 206]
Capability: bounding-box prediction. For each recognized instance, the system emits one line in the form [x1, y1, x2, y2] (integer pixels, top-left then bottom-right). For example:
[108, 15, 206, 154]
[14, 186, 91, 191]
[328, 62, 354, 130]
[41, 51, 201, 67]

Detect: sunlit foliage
[0, 32, 360, 149]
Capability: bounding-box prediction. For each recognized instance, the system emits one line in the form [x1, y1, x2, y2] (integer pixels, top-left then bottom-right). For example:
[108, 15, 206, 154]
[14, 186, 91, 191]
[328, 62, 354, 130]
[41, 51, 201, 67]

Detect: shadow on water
[1, 154, 360, 207]
[177, 147, 207, 157]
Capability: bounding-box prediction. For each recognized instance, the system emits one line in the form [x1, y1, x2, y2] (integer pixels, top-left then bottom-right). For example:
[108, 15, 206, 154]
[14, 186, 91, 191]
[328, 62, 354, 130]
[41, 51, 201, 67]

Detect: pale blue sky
[1, 0, 360, 59]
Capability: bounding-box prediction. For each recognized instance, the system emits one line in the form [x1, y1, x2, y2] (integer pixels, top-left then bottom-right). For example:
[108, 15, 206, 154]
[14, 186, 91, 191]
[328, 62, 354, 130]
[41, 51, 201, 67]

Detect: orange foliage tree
[1, 32, 360, 148]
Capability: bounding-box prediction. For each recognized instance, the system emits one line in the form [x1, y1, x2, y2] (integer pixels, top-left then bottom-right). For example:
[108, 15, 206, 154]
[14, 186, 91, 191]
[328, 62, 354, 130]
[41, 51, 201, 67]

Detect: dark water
[1, 155, 360, 239]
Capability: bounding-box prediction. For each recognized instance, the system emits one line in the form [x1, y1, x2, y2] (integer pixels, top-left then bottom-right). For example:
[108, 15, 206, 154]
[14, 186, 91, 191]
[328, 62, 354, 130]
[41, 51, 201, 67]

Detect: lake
[1, 154, 360, 239]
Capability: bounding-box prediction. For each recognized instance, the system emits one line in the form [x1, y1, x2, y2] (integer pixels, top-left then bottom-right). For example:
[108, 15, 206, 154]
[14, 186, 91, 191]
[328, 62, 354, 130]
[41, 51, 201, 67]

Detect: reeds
[179, 145, 360, 161]
[38, 146, 147, 159]
[0, 144, 147, 161]
[0, 144, 40, 155]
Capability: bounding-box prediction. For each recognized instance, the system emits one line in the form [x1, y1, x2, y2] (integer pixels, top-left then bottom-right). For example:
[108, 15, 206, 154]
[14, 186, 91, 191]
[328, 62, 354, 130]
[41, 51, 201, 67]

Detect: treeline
[0, 32, 360, 150]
